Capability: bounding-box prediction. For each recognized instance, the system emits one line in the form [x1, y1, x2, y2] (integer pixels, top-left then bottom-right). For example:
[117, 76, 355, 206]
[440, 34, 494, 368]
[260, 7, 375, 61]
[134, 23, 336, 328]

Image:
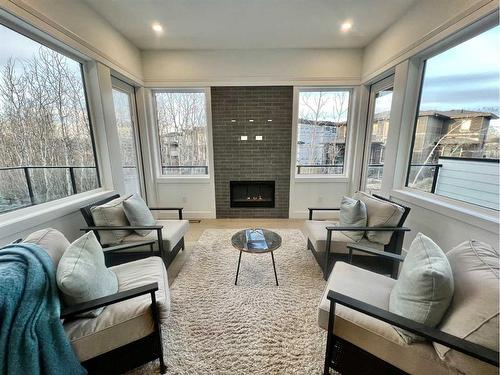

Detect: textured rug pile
[130, 229, 327, 374]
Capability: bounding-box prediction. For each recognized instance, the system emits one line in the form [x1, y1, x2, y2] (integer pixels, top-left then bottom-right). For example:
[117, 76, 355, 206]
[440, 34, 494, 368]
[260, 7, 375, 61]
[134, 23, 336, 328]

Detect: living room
[0, 0, 498, 374]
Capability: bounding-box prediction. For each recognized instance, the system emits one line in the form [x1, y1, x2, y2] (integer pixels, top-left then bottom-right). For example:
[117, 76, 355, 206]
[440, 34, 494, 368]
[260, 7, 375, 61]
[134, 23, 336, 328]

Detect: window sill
[156, 176, 211, 184]
[391, 188, 499, 233]
[0, 189, 115, 240]
[293, 175, 349, 183]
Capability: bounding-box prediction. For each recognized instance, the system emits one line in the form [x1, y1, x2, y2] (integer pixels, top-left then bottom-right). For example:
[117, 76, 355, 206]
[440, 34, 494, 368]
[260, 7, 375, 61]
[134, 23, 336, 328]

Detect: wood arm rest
[148, 207, 183, 219]
[346, 244, 405, 262]
[325, 226, 410, 232]
[103, 240, 156, 254]
[61, 283, 158, 319]
[81, 225, 163, 231]
[308, 207, 340, 220]
[327, 291, 499, 367]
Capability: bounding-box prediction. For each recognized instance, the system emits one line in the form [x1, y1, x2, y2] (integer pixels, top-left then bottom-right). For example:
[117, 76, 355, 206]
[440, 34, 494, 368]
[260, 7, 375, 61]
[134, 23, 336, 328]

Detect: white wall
[142, 48, 363, 218]
[142, 48, 362, 86]
[0, 0, 143, 82]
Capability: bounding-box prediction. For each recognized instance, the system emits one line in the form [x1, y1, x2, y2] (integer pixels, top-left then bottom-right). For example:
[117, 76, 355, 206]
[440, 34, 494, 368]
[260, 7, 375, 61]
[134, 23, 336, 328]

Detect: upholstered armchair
[303, 193, 410, 280]
[81, 193, 189, 267]
[23, 228, 169, 374]
[319, 242, 499, 375]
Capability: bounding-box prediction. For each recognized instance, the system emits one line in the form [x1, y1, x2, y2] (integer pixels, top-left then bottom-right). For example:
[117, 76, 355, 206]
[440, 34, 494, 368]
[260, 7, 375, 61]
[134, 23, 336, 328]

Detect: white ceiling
[84, 0, 417, 50]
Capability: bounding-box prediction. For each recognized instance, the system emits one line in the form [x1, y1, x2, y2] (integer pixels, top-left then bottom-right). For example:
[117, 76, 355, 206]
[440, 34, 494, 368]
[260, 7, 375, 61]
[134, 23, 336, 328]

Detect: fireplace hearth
[230, 181, 275, 208]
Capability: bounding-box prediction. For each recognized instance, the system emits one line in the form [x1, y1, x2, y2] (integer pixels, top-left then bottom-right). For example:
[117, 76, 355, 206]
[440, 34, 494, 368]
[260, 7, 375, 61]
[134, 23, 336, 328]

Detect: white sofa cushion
[122, 219, 189, 252]
[64, 256, 170, 362]
[389, 233, 454, 344]
[91, 195, 132, 245]
[433, 240, 499, 368]
[57, 232, 118, 317]
[339, 196, 367, 241]
[318, 261, 496, 375]
[355, 191, 405, 245]
[303, 220, 383, 255]
[122, 194, 156, 236]
[24, 228, 69, 267]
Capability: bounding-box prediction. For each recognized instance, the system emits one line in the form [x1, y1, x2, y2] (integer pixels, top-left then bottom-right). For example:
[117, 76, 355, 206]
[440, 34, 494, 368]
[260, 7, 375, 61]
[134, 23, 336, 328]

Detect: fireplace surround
[230, 181, 275, 208]
[211, 86, 292, 218]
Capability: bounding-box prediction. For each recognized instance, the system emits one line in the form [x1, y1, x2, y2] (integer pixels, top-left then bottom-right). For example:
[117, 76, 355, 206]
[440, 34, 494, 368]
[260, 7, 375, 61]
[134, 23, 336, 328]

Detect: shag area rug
[129, 229, 327, 375]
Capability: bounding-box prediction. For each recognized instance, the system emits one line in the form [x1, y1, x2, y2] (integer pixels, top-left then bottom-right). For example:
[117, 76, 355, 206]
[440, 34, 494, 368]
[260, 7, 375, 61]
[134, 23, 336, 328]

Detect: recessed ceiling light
[152, 23, 163, 33]
[340, 21, 353, 33]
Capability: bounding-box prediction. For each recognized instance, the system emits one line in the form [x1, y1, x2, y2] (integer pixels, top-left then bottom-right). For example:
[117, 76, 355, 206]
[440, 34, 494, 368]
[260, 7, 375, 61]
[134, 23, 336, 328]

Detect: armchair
[80, 194, 189, 267]
[320, 244, 499, 375]
[304, 193, 411, 280]
[23, 228, 170, 374]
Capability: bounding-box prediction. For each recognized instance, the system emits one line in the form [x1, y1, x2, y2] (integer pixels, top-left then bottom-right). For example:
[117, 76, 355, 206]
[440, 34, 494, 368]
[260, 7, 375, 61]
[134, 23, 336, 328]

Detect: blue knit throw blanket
[0, 243, 86, 375]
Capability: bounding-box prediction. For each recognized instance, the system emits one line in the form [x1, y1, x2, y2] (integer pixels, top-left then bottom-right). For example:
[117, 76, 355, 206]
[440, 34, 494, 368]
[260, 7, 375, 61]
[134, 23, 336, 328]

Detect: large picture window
[0, 24, 99, 214]
[154, 90, 209, 176]
[296, 89, 351, 175]
[406, 25, 499, 210]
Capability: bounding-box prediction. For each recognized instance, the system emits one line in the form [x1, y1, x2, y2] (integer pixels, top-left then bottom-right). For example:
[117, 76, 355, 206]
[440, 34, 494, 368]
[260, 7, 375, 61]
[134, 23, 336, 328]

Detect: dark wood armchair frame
[61, 280, 166, 374]
[323, 245, 499, 375]
[80, 194, 185, 267]
[308, 194, 411, 280]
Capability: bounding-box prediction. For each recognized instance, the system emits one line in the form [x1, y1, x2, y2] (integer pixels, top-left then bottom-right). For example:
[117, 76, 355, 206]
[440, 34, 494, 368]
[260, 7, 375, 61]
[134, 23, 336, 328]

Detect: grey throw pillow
[389, 233, 454, 344]
[123, 194, 156, 236]
[339, 196, 367, 241]
[56, 231, 118, 318]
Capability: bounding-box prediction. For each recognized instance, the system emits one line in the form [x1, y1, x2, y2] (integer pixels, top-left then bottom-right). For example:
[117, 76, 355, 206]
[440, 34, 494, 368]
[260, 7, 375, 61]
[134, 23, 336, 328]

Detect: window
[406, 25, 499, 210]
[0, 24, 99, 214]
[363, 75, 394, 193]
[112, 80, 142, 195]
[296, 89, 351, 175]
[154, 90, 209, 176]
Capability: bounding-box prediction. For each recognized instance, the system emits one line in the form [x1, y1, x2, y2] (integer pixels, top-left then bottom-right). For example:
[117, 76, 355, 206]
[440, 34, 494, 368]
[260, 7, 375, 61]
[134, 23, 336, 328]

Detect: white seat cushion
[318, 262, 496, 375]
[64, 256, 170, 361]
[303, 220, 383, 254]
[122, 219, 189, 252]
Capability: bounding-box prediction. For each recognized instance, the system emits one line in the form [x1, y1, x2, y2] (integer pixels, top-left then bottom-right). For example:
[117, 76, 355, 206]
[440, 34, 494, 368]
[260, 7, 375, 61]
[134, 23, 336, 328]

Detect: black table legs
[271, 251, 279, 286]
[234, 250, 279, 286]
[235, 250, 242, 285]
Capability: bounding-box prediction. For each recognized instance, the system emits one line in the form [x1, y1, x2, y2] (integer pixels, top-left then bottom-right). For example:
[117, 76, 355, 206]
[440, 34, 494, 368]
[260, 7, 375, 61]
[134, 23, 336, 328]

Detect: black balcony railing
[296, 164, 344, 174]
[369, 163, 443, 193]
[0, 166, 98, 211]
[161, 165, 209, 174]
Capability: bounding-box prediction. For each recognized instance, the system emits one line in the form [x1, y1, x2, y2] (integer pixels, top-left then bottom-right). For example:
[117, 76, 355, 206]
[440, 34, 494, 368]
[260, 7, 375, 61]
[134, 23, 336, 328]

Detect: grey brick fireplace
[211, 86, 293, 218]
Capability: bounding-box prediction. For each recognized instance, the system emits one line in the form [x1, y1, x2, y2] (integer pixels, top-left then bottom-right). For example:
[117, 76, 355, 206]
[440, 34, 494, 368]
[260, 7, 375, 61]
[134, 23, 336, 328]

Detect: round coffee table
[231, 229, 282, 286]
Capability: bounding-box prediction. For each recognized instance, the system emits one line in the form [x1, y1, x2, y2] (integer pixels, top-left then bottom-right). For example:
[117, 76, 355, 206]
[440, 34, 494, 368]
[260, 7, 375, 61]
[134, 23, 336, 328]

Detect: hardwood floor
[168, 218, 305, 284]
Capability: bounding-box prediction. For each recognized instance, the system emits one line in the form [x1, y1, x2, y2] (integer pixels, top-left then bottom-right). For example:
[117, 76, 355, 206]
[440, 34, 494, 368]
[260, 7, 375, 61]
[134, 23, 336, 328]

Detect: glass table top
[231, 229, 282, 253]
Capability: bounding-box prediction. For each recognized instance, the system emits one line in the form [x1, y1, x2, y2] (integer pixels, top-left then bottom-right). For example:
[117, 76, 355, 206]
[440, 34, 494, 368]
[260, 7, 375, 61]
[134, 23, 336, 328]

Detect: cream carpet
[130, 229, 327, 374]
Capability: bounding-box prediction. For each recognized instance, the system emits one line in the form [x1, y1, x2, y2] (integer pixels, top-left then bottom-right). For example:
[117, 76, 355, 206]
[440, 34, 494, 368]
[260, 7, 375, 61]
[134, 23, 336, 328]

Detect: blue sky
[420, 25, 500, 116]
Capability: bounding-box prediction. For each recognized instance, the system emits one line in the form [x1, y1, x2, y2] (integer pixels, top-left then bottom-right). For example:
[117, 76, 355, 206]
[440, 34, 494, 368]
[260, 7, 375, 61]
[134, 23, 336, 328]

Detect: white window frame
[151, 87, 214, 183]
[292, 86, 355, 181]
[0, 16, 106, 220]
[389, 12, 500, 228]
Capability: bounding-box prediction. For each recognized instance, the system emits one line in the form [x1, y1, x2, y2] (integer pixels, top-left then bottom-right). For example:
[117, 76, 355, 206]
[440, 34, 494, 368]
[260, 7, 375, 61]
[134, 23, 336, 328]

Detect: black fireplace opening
[230, 181, 275, 208]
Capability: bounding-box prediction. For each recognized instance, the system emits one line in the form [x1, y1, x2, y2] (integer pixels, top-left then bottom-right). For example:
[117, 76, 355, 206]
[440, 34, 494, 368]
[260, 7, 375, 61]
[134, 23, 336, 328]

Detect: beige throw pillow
[433, 240, 499, 361]
[24, 228, 70, 267]
[91, 195, 132, 245]
[355, 191, 405, 245]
